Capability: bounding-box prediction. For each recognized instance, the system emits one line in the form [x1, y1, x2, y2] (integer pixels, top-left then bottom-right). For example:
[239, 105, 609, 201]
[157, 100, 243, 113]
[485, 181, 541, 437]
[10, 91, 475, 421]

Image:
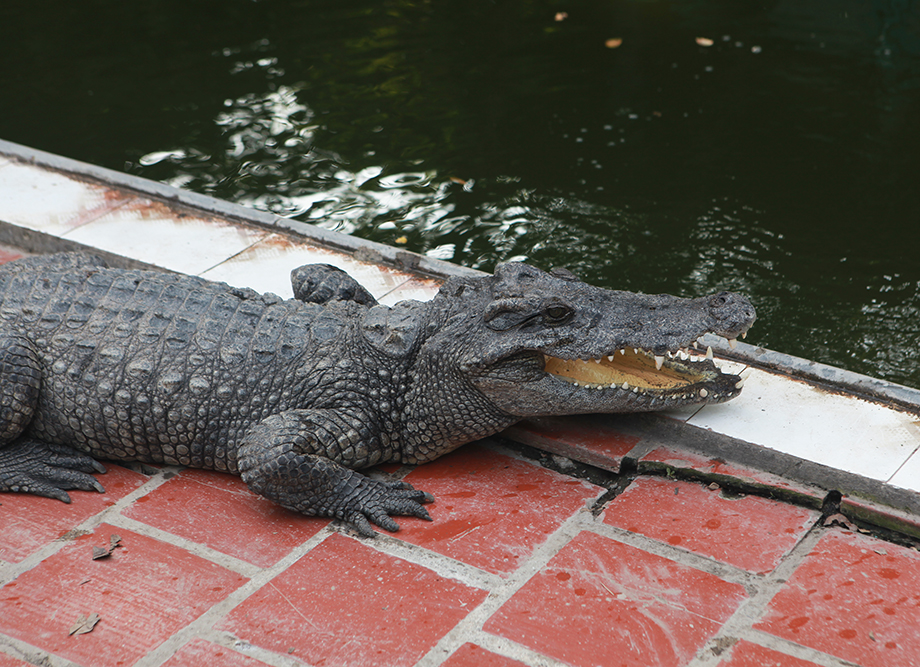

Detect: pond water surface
[1, 0, 918, 387]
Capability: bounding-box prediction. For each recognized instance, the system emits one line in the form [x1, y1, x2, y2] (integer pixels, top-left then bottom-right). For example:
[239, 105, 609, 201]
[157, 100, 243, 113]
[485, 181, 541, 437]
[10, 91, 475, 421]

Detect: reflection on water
[2, 0, 918, 388]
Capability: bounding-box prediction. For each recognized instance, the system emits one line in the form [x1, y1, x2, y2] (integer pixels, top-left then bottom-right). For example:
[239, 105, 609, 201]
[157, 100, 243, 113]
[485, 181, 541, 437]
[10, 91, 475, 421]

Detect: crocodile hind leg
[0, 333, 105, 501]
[238, 409, 432, 537]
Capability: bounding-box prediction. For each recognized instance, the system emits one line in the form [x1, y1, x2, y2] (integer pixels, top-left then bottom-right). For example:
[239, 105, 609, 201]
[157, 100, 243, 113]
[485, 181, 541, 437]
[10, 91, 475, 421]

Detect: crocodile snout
[708, 291, 757, 339]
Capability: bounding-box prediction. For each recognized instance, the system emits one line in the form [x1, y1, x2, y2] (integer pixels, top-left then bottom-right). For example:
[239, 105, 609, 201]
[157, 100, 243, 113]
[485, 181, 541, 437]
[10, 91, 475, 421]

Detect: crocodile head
[425, 262, 756, 416]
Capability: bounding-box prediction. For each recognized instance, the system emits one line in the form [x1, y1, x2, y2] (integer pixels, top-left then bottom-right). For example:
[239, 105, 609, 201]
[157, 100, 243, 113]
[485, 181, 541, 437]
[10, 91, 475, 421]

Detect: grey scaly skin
[0, 253, 755, 536]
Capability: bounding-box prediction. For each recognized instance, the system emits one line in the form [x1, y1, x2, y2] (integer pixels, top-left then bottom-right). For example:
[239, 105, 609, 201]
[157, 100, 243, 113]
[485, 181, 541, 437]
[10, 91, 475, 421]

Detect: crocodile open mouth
[543, 345, 743, 397]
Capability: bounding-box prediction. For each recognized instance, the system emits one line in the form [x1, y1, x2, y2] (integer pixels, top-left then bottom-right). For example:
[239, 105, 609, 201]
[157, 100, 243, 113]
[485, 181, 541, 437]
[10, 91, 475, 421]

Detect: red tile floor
[2, 246, 920, 666]
[3, 436, 920, 667]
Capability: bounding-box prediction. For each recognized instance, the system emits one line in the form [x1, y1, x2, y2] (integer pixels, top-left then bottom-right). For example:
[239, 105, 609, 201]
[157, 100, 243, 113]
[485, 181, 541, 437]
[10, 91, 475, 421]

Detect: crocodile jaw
[473, 342, 747, 417]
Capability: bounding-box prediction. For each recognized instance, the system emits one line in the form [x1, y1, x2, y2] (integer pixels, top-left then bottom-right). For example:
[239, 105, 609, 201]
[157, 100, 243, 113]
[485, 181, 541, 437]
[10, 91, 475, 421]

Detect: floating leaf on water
[605, 38, 623, 49]
[696, 37, 714, 47]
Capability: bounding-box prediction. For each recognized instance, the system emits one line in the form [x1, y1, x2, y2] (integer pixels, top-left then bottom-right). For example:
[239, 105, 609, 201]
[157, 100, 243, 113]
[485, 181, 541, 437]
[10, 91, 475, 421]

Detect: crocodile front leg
[238, 409, 432, 537]
[0, 332, 106, 501]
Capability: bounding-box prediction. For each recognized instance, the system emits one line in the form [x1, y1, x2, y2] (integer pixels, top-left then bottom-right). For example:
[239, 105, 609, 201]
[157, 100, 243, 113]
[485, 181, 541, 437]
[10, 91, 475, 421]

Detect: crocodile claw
[342, 479, 434, 538]
[0, 440, 106, 502]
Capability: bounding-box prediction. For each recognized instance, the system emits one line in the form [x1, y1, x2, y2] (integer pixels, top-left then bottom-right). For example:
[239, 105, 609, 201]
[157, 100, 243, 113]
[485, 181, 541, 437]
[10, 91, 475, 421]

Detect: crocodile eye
[544, 305, 573, 324]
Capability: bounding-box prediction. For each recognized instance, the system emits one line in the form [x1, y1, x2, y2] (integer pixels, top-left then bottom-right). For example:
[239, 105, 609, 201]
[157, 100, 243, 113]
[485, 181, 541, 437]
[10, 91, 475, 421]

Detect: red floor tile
[504, 415, 641, 473]
[484, 530, 748, 667]
[0, 523, 247, 667]
[755, 529, 920, 667]
[218, 532, 488, 667]
[601, 477, 819, 574]
[0, 464, 148, 563]
[394, 443, 602, 575]
[640, 446, 826, 505]
[441, 643, 528, 667]
[717, 641, 822, 667]
[161, 639, 270, 667]
[0, 653, 31, 667]
[124, 468, 328, 567]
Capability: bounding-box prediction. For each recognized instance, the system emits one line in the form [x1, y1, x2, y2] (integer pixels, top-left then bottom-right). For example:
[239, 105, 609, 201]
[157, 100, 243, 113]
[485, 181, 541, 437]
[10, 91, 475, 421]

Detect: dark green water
[2, 1, 919, 387]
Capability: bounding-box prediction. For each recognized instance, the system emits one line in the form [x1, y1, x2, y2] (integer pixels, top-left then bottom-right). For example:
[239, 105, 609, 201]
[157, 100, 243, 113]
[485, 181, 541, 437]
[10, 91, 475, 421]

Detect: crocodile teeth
[742, 331, 747, 339]
[728, 338, 738, 349]
[621, 381, 629, 390]
[735, 378, 745, 389]
[620, 349, 626, 355]
[608, 355, 616, 361]
[700, 388, 709, 398]
[706, 346, 714, 361]
[654, 355, 664, 370]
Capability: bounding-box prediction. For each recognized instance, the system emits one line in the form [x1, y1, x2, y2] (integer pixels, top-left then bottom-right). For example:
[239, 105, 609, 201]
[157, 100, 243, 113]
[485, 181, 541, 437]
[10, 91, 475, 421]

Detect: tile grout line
[0, 466, 180, 587]
[133, 525, 338, 667]
[684, 522, 849, 667]
[740, 629, 863, 667]
[358, 532, 504, 592]
[413, 509, 595, 667]
[192, 231, 273, 278]
[56, 195, 136, 237]
[884, 439, 920, 486]
[580, 519, 761, 589]
[103, 514, 263, 579]
[0, 633, 88, 667]
[467, 634, 571, 667]
[187, 629, 314, 667]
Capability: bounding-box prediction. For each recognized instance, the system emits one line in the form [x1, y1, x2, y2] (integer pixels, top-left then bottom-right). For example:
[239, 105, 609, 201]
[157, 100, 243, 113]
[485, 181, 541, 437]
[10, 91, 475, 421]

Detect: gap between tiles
[129, 529, 339, 667]
[0, 466, 182, 587]
[682, 522, 832, 667]
[412, 511, 591, 667]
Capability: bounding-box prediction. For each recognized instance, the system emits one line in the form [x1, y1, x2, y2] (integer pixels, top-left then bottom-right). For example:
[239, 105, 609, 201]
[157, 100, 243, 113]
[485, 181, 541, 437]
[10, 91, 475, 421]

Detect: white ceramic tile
[0, 161, 127, 234]
[687, 368, 920, 480]
[888, 428, 920, 492]
[64, 197, 269, 275]
[377, 278, 443, 306]
[200, 234, 414, 300]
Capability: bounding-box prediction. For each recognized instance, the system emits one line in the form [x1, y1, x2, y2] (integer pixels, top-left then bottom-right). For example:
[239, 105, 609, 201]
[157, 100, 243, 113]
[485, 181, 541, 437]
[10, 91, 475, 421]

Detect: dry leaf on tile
[69, 613, 101, 636]
[91, 534, 123, 560]
[822, 513, 857, 531]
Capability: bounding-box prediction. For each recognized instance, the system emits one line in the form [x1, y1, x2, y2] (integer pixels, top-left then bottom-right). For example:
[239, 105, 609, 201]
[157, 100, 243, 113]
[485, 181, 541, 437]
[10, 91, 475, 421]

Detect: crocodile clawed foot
[0, 440, 106, 502]
[342, 479, 434, 538]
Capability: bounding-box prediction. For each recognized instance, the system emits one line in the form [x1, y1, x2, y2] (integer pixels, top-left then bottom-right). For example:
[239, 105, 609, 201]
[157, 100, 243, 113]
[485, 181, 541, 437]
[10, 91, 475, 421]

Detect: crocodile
[0, 252, 755, 536]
